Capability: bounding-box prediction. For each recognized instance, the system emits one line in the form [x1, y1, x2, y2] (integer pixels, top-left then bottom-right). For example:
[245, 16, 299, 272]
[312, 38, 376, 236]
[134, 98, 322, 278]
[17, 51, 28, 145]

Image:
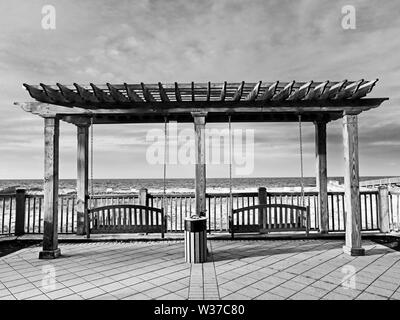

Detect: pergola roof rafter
[19, 79, 387, 124]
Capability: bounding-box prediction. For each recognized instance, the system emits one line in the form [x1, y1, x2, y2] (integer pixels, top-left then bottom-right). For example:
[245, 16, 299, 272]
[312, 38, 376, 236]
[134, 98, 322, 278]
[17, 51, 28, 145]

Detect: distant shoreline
[0, 176, 396, 195]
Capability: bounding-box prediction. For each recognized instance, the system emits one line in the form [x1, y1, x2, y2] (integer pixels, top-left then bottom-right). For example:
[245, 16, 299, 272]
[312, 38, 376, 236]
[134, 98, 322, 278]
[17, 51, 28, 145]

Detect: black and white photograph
[0, 0, 399, 313]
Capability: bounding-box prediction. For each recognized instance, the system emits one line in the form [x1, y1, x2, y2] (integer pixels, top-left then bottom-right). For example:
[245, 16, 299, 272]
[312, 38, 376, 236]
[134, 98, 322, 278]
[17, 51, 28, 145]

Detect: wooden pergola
[15, 79, 388, 259]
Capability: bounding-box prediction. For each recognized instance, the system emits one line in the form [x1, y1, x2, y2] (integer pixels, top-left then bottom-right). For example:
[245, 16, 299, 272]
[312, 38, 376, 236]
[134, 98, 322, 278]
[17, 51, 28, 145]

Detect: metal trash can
[184, 215, 207, 263]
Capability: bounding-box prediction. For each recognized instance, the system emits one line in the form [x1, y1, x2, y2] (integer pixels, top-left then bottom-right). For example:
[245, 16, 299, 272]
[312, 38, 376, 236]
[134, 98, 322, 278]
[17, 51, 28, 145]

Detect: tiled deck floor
[1, 240, 400, 300]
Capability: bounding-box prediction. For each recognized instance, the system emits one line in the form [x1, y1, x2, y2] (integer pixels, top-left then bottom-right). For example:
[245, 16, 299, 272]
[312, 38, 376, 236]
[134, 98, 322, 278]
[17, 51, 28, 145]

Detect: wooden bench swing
[227, 115, 310, 238]
[86, 117, 169, 238]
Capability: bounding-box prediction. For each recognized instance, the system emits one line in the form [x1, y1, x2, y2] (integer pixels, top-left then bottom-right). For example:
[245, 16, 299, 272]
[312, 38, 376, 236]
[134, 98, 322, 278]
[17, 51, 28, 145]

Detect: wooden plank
[158, 83, 170, 102]
[351, 79, 378, 99]
[40, 83, 69, 104]
[315, 121, 328, 233]
[288, 81, 313, 101]
[107, 83, 129, 103]
[191, 82, 195, 101]
[57, 83, 84, 104]
[219, 81, 227, 101]
[321, 80, 347, 99]
[258, 81, 278, 100]
[141, 83, 157, 102]
[305, 81, 329, 100]
[17, 98, 387, 119]
[175, 82, 182, 102]
[335, 80, 363, 99]
[76, 124, 89, 236]
[23, 84, 53, 103]
[271, 81, 295, 101]
[74, 83, 99, 103]
[193, 113, 207, 217]
[245, 81, 262, 101]
[342, 114, 364, 255]
[124, 83, 144, 102]
[90, 84, 115, 103]
[39, 118, 61, 259]
[231, 81, 245, 102]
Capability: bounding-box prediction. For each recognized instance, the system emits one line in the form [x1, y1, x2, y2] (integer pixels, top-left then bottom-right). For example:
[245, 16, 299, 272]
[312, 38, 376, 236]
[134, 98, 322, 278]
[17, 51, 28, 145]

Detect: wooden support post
[76, 124, 89, 235]
[139, 188, 148, 206]
[258, 187, 267, 226]
[342, 114, 364, 256]
[15, 188, 26, 236]
[39, 117, 61, 259]
[378, 186, 390, 233]
[192, 112, 207, 217]
[315, 121, 329, 233]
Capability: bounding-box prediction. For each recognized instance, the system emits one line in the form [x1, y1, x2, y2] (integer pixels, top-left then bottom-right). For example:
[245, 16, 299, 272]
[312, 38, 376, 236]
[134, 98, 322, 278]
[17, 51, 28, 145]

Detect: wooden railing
[0, 189, 398, 235]
[0, 193, 15, 236]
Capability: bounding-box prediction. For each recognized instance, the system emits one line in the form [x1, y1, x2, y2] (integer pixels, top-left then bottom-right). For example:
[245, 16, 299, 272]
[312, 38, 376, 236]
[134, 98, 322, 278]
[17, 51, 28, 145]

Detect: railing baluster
[9, 197, 13, 235]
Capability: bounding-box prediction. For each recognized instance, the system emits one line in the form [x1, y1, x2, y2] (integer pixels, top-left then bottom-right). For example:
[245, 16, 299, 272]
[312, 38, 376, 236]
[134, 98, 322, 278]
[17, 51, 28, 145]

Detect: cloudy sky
[0, 0, 398, 179]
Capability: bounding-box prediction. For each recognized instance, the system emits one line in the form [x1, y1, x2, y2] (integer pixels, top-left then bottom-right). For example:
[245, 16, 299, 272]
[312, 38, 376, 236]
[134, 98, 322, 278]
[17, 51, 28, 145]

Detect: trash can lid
[184, 215, 207, 221]
[184, 215, 207, 232]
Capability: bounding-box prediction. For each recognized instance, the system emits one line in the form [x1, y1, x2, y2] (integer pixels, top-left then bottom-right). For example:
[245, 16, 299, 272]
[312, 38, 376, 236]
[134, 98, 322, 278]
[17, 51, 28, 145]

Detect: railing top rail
[0, 193, 16, 197]
[88, 204, 163, 213]
[89, 193, 139, 198]
[232, 203, 308, 214]
[19, 190, 381, 199]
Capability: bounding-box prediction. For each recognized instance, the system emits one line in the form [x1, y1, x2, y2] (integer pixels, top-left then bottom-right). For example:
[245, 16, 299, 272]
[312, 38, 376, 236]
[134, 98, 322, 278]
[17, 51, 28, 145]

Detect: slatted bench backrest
[230, 204, 310, 236]
[88, 204, 166, 237]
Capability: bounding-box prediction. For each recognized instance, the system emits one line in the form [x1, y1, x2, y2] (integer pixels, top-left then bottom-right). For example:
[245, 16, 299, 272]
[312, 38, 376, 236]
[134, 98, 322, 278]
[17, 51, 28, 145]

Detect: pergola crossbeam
[231, 81, 245, 102]
[124, 83, 144, 102]
[17, 79, 386, 123]
[74, 83, 99, 104]
[272, 81, 294, 101]
[107, 83, 129, 103]
[246, 81, 262, 101]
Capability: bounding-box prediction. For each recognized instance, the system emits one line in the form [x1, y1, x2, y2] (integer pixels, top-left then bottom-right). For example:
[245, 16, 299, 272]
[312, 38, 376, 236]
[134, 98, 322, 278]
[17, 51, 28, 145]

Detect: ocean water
[0, 176, 391, 195]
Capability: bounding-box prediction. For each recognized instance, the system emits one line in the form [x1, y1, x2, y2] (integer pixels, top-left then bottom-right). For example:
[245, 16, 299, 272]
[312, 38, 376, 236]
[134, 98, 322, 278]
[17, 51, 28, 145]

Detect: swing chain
[90, 116, 94, 208]
[228, 115, 233, 216]
[162, 117, 168, 214]
[298, 114, 305, 207]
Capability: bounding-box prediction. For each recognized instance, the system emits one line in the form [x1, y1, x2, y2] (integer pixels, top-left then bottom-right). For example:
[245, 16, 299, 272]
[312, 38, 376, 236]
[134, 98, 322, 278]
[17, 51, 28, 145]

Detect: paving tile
[371, 279, 399, 291]
[8, 282, 37, 294]
[69, 282, 96, 293]
[99, 281, 126, 293]
[235, 286, 264, 299]
[222, 292, 251, 300]
[390, 291, 400, 300]
[322, 291, 354, 300]
[79, 287, 107, 299]
[109, 287, 138, 299]
[27, 294, 51, 300]
[253, 292, 284, 300]
[269, 285, 297, 299]
[46, 288, 75, 300]
[310, 280, 337, 291]
[290, 292, 319, 300]
[330, 286, 362, 299]
[355, 292, 386, 300]
[160, 293, 187, 300]
[365, 285, 394, 298]
[123, 292, 150, 300]
[57, 294, 83, 300]
[90, 293, 118, 300]
[299, 286, 330, 298]
[14, 288, 43, 300]
[0, 289, 12, 298]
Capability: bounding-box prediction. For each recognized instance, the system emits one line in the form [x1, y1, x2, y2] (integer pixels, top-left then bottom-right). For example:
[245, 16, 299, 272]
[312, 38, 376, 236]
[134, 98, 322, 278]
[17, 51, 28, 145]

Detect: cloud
[0, 0, 399, 178]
